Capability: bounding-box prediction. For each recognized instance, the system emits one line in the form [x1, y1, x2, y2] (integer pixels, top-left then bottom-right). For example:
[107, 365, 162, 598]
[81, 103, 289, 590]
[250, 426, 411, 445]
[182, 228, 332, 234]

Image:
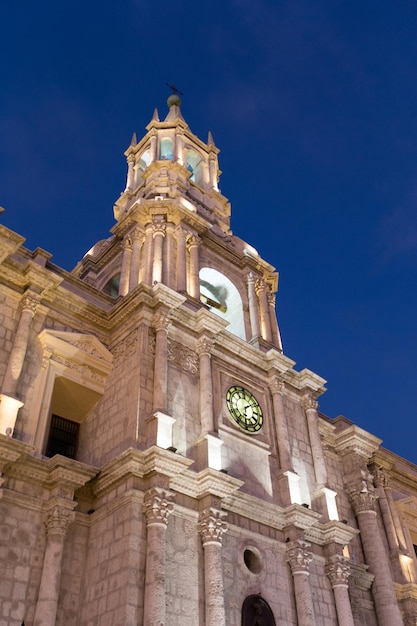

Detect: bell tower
[75, 94, 283, 352]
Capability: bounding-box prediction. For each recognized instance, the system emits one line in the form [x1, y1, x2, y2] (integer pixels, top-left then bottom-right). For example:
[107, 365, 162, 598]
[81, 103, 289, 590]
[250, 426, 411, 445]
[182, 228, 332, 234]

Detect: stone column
[152, 220, 166, 285]
[373, 468, 400, 552]
[129, 227, 143, 292]
[174, 130, 184, 164]
[150, 130, 158, 162]
[143, 488, 174, 626]
[269, 376, 292, 471]
[286, 539, 316, 626]
[152, 310, 171, 412]
[208, 154, 218, 191]
[33, 504, 75, 626]
[198, 508, 228, 626]
[0, 292, 39, 435]
[385, 479, 408, 552]
[255, 279, 272, 343]
[348, 478, 404, 626]
[302, 393, 328, 487]
[2, 292, 39, 397]
[325, 555, 355, 626]
[126, 153, 135, 191]
[196, 336, 215, 434]
[141, 225, 154, 286]
[119, 236, 132, 296]
[267, 290, 283, 351]
[187, 235, 201, 299]
[175, 226, 188, 292]
[163, 224, 175, 289]
[247, 272, 261, 339]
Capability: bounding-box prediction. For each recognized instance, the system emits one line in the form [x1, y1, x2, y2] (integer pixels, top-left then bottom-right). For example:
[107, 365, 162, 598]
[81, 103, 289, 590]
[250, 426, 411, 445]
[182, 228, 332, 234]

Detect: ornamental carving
[325, 555, 351, 587]
[267, 291, 276, 306]
[143, 488, 174, 526]
[187, 234, 201, 249]
[269, 375, 285, 395]
[347, 479, 378, 514]
[254, 278, 268, 295]
[153, 310, 171, 332]
[149, 331, 199, 375]
[52, 355, 105, 384]
[121, 236, 133, 251]
[196, 336, 214, 357]
[20, 292, 40, 317]
[285, 540, 313, 574]
[72, 340, 107, 360]
[198, 508, 227, 545]
[168, 341, 199, 374]
[302, 393, 319, 412]
[44, 506, 74, 537]
[372, 466, 389, 489]
[131, 226, 144, 241]
[112, 329, 138, 367]
[152, 221, 166, 237]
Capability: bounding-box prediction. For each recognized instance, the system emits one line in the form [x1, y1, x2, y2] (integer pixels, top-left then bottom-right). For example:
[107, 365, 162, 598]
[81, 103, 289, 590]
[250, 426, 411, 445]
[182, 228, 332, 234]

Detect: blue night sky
[1, 2, 417, 461]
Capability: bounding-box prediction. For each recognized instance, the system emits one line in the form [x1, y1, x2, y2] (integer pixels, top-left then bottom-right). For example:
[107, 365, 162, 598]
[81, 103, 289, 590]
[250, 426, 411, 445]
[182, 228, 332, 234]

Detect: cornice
[306, 520, 359, 546]
[333, 425, 382, 459]
[394, 582, 417, 601]
[93, 447, 193, 498]
[0, 225, 26, 263]
[170, 467, 243, 499]
[349, 561, 374, 590]
[0, 434, 32, 467]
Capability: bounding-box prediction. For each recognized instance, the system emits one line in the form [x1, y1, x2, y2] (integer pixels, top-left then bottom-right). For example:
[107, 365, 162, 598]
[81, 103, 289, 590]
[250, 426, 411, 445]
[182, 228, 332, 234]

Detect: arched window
[242, 595, 276, 626]
[199, 268, 245, 340]
[186, 148, 204, 186]
[102, 273, 120, 299]
[160, 137, 173, 160]
[138, 148, 150, 171]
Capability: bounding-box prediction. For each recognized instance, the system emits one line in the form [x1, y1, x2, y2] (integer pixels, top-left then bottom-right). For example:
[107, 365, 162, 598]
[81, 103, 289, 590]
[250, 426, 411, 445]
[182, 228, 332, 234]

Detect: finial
[207, 131, 216, 147]
[165, 82, 184, 108]
[152, 108, 160, 122]
[130, 132, 137, 147]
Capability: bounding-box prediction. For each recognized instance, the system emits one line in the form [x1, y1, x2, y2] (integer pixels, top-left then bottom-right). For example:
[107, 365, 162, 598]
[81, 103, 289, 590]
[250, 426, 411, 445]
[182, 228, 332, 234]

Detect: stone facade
[1, 97, 417, 625]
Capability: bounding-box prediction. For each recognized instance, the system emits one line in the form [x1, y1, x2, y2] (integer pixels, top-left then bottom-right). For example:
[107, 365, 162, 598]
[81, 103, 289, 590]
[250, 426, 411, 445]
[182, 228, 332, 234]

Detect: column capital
[187, 234, 201, 249]
[286, 539, 313, 574]
[267, 291, 276, 306]
[44, 505, 75, 537]
[347, 478, 378, 514]
[175, 224, 189, 239]
[302, 392, 319, 412]
[269, 375, 285, 395]
[153, 310, 171, 333]
[152, 221, 166, 237]
[131, 226, 144, 241]
[20, 291, 40, 317]
[371, 466, 390, 488]
[198, 508, 227, 545]
[325, 555, 351, 587]
[247, 271, 257, 285]
[143, 487, 174, 527]
[196, 336, 215, 357]
[254, 277, 269, 295]
[121, 236, 133, 251]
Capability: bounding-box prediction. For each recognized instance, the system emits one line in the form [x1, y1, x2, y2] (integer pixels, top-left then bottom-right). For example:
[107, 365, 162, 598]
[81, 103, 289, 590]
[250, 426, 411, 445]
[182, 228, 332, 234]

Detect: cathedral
[1, 94, 417, 626]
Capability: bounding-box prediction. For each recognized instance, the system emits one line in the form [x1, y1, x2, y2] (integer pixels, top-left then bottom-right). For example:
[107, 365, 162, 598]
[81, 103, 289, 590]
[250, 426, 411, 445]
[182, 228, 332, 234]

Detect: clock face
[226, 386, 263, 433]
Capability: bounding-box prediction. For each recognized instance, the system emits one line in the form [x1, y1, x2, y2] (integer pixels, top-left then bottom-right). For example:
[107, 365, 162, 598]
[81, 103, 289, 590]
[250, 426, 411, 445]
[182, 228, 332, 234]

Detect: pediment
[38, 329, 113, 373]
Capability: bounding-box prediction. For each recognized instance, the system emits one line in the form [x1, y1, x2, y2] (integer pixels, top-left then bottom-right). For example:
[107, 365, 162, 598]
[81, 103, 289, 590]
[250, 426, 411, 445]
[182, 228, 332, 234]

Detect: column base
[146, 411, 176, 449]
[0, 394, 24, 436]
[195, 433, 223, 471]
[277, 470, 302, 506]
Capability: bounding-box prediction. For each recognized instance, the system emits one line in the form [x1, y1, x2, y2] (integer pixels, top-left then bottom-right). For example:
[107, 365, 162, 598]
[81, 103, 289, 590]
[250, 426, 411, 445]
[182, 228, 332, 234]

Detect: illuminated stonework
[0, 97, 416, 625]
